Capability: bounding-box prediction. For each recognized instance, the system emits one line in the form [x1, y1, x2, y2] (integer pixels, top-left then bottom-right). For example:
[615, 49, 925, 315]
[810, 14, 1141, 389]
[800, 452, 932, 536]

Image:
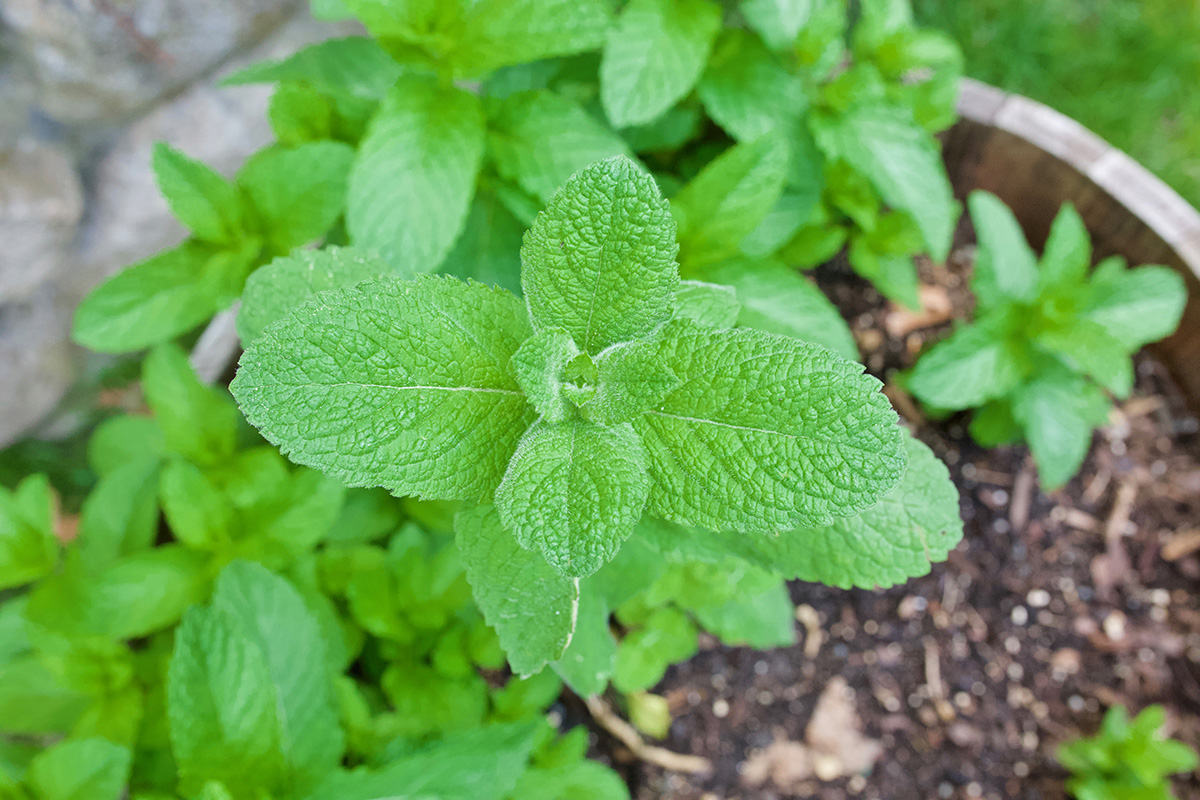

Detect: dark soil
[612, 248, 1200, 799]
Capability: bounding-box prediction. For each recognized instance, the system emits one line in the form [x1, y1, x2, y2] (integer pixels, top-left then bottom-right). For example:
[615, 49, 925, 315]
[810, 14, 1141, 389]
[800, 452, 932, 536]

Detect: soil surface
[604, 245, 1200, 799]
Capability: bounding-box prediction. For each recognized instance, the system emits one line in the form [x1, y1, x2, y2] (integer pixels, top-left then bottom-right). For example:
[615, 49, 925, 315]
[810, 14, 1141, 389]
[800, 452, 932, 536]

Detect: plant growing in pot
[0, 0, 1001, 796]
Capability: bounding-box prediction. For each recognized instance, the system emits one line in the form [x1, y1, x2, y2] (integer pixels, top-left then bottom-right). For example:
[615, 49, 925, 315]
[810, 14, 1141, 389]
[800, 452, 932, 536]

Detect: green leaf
[1035, 319, 1133, 398]
[232, 276, 534, 501]
[741, 0, 813, 51]
[486, 90, 630, 204]
[238, 142, 354, 253]
[0, 656, 88, 736]
[152, 144, 245, 244]
[600, 0, 722, 128]
[907, 317, 1031, 410]
[451, 0, 613, 77]
[211, 562, 344, 790]
[634, 321, 905, 532]
[1012, 369, 1110, 491]
[72, 239, 260, 354]
[143, 343, 240, 466]
[1037, 202, 1091, 290]
[495, 420, 651, 577]
[380, 659, 489, 740]
[168, 606, 287, 798]
[692, 579, 795, 647]
[674, 280, 740, 328]
[671, 134, 790, 269]
[86, 414, 164, 478]
[237, 246, 397, 344]
[697, 29, 808, 144]
[762, 435, 963, 588]
[1080, 262, 1187, 350]
[552, 582, 615, 697]
[76, 458, 159, 568]
[0, 475, 58, 591]
[966, 190, 1039, 306]
[969, 400, 1022, 447]
[25, 546, 210, 640]
[584, 338, 682, 425]
[847, 237, 921, 309]
[454, 505, 580, 676]
[697, 257, 858, 359]
[522, 156, 679, 353]
[441, 190, 525, 294]
[613, 606, 697, 693]
[812, 104, 955, 261]
[306, 721, 540, 800]
[511, 329, 582, 423]
[223, 37, 401, 100]
[269, 83, 336, 145]
[512, 760, 631, 800]
[26, 738, 130, 800]
[348, 76, 485, 272]
[159, 459, 232, 550]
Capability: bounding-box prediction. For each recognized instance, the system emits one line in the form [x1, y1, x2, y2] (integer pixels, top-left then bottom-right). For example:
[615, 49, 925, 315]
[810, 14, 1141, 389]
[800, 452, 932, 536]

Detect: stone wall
[0, 1, 361, 446]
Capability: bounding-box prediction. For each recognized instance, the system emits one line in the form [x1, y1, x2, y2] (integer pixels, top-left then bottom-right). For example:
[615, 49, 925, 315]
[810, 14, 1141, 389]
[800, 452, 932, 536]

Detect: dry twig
[584, 695, 713, 776]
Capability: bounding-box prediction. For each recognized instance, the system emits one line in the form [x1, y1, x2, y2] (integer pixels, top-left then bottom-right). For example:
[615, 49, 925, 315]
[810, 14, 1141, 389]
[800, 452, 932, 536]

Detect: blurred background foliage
[914, 0, 1200, 208]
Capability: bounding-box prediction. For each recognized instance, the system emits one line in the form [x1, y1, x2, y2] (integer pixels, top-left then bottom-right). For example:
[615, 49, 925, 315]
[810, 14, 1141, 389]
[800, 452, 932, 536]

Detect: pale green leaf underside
[455, 505, 580, 676]
[634, 321, 906, 532]
[348, 76, 485, 272]
[232, 275, 534, 502]
[522, 156, 679, 353]
[237, 246, 397, 344]
[600, 0, 722, 128]
[764, 435, 963, 588]
[495, 419, 651, 577]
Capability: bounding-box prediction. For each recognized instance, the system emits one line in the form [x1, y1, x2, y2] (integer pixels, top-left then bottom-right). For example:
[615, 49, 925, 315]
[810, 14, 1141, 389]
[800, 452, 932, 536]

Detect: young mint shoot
[231, 156, 967, 676]
[907, 191, 1187, 489]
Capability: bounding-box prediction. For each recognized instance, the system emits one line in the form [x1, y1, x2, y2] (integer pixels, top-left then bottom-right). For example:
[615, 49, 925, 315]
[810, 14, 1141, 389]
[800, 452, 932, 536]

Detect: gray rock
[0, 286, 75, 447]
[0, 139, 83, 304]
[73, 12, 363, 296]
[1, 0, 302, 124]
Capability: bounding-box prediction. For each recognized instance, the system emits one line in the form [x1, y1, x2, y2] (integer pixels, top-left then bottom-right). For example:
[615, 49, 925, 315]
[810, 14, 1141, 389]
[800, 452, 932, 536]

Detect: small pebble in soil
[712, 698, 729, 719]
[1010, 606, 1028, 625]
[1026, 589, 1050, 608]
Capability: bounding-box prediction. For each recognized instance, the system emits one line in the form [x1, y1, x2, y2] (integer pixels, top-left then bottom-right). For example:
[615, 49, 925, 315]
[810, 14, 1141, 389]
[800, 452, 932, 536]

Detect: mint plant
[1058, 705, 1199, 800]
[75, 0, 963, 359]
[233, 156, 964, 677]
[907, 191, 1187, 489]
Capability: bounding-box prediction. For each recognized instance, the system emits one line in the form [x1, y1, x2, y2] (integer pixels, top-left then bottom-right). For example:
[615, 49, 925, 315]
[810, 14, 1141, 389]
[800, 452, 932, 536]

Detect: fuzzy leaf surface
[237, 246, 397, 343]
[762, 435, 963, 588]
[634, 321, 905, 532]
[522, 156, 679, 353]
[495, 420, 651, 577]
[455, 505, 580, 676]
[232, 276, 534, 501]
